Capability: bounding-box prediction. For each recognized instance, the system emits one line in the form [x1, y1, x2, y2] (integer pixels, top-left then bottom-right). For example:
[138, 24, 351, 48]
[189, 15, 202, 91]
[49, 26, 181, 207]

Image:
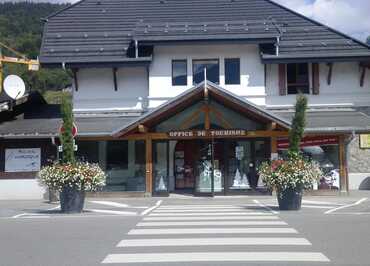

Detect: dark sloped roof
[0, 96, 137, 137]
[40, 0, 370, 65]
[276, 110, 370, 133]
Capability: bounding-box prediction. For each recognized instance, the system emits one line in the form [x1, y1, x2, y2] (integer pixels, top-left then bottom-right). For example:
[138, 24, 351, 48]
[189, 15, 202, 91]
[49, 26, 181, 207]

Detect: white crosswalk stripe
[136, 221, 288, 226]
[148, 211, 273, 216]
[101, 203, 330, 264]
[117, 237, 312, 247]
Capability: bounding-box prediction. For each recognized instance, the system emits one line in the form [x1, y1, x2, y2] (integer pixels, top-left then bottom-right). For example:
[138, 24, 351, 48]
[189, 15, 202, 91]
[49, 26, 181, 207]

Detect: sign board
[277, 136, 339, 149]
[59, 123, 78, 138]
[3, 75, 26, 100]
[5, 148, 41, 172]
[168, 130, 248, 139]
[360, 134, 370, 149]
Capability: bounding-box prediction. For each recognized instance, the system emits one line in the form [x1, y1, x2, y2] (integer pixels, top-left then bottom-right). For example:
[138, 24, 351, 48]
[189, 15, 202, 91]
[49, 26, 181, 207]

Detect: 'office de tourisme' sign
[168, 130, 248, 138]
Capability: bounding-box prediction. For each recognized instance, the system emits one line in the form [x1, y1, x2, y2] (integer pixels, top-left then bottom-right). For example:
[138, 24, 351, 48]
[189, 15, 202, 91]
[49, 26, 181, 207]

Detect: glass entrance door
[195, 140, 224, 195]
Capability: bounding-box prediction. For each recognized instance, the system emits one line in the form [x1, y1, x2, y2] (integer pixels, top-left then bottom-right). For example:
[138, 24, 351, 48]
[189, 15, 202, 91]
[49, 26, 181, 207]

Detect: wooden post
[145, 137, 153, 195]
[204, 105, 210, 130]
[339, 135, 348, 193]
[271, 137, 278, 160]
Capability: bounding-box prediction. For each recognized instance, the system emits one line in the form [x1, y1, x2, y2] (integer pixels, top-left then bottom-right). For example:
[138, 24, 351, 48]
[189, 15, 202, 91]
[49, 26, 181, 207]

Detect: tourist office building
[1, 0, 370, 199]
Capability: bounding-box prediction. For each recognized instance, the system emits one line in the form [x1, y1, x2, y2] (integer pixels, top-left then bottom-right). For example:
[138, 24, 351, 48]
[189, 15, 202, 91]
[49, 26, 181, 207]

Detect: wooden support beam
[339, 135, 348, 193]
[360, 66, 366, 87]
[204, 105, 210, 130]
[267, 122, 277, 131]
[138, 124, 148, 133]
[113, 67, 118, 91]
[124, 130, 289, 140]
[180, 109, 201, 130]
[208, 106, 233, 129]
[270, 137, 278, 160]
[72, 68, 79, 91]
[145, 137, 153, 194]
[326, 63, 333, 85]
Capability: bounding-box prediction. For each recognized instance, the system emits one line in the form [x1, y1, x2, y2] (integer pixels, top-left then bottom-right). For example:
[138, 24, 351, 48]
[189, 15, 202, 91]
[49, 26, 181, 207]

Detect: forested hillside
[0, 2, 71, 96]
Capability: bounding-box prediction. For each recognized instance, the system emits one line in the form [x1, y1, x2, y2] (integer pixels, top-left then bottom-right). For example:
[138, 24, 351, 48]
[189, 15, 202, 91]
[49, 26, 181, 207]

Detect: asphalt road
[0, 195, 369, 266]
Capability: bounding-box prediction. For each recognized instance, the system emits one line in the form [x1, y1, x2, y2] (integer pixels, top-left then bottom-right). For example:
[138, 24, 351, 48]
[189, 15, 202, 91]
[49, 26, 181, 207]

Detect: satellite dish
[3, 75, 26, 100]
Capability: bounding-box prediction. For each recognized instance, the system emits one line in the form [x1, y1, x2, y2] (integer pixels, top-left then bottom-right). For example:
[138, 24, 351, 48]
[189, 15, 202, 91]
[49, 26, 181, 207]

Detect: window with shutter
[287, 63, 309, 94]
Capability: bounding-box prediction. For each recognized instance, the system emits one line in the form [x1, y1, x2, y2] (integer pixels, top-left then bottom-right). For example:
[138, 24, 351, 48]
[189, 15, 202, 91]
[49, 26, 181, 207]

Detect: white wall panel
[266, 62, 370, 108]
[148, 44, 266, 108]
[73, 67, 148, 111]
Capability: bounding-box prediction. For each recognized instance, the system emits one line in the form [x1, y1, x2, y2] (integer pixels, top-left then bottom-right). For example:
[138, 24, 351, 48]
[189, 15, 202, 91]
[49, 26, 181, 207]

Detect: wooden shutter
[312, 63, 320, 95]
[278, 64, 287, 96]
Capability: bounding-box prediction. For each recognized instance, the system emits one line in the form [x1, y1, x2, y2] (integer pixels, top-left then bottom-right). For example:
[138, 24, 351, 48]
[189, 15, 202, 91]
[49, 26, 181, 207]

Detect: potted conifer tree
[38, 96, 106, 213]
[259, 95, 322, 210]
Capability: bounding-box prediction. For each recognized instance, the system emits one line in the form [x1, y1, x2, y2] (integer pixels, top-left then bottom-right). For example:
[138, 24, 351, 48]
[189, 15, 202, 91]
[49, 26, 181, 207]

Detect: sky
[2, 0, 370, 41]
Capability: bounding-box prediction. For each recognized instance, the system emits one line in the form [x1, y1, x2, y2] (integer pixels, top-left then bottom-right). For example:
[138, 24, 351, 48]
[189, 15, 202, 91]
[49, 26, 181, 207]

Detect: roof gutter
[262, 54, 370, 64]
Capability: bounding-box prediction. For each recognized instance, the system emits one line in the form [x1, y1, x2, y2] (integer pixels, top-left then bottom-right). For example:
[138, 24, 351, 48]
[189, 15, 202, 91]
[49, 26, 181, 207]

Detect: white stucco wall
[266, 62, 370, 108]
[0, 179, 46, 200]
[72, 47, 370, 111]
[349, 173, 370, 190]
[73, 67, 148, 112]
[148, 44, 266, 108]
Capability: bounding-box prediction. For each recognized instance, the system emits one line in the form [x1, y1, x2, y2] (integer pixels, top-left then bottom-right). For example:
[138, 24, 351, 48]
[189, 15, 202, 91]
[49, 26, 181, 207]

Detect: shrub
[259, 156, 322, 191]
[38, 161, 106, 192]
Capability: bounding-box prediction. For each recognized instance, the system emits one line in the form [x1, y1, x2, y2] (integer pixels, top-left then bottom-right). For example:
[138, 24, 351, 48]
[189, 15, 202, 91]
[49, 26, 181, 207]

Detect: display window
[278, 136, 340, 190]
[76, 140, 146, 192]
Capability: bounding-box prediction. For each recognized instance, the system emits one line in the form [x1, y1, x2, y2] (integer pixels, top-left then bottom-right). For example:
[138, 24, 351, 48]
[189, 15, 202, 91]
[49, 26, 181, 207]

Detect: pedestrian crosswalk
[101, 203, 330, 264]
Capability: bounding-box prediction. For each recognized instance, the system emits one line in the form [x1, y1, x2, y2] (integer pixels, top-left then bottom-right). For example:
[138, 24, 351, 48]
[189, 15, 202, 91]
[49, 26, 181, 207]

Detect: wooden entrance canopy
[109, 81, 292, 195]
[112, 81, 291, 139]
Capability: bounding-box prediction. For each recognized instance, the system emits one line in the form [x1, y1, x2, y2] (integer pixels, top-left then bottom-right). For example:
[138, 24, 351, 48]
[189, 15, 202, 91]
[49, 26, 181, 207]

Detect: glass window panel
[228, 141, 253, 191]
[105, 140, 146, 192]
[196, 142, 213, 193]
[225, 58, 240, 85]
[106, 141, 128, 170]
[193, 59, 219, 84]
[278, 144, 340, 191]
[172, 60, 187, 86]
[154, 141, 169, 193]
[287, 63, 309, 94]
[76, 141, 99, 163]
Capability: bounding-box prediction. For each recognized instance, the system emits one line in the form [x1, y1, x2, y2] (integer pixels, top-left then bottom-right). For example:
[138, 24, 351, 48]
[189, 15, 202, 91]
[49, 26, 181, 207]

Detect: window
[287, 63, 309, 94]
[106, 140, 128, 170]
[225, 58, 240, 85]
[172, 60, 187, 86]
[193, 59, 219, 85]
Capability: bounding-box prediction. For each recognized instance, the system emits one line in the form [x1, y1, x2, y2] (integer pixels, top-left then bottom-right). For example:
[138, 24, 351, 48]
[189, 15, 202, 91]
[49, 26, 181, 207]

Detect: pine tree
[288, 94, 308, 156]
[60, 95, 75, 164]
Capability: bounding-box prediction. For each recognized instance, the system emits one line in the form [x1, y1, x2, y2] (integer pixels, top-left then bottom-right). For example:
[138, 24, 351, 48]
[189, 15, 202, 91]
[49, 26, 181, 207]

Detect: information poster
[360, 134, 370, 149]
[5, 148, 41, 172]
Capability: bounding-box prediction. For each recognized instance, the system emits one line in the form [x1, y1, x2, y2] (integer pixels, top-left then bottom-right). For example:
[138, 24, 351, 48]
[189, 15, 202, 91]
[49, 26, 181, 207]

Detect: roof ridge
[44, 0, 88, 21]
[265, 0, 370, 50]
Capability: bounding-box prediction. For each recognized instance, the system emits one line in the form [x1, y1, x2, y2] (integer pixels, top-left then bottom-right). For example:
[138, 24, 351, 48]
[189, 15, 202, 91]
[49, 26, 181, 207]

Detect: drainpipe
[275, 36, 280, 56]
[135, 40, 139, 58]
[344, 131, 356, 193]
[49, 136, 60, 203]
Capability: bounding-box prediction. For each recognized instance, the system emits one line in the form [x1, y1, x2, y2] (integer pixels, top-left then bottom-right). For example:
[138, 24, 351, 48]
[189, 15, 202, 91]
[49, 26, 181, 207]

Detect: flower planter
[60, 186, 85, 213]
[277, 188, 302, 211]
